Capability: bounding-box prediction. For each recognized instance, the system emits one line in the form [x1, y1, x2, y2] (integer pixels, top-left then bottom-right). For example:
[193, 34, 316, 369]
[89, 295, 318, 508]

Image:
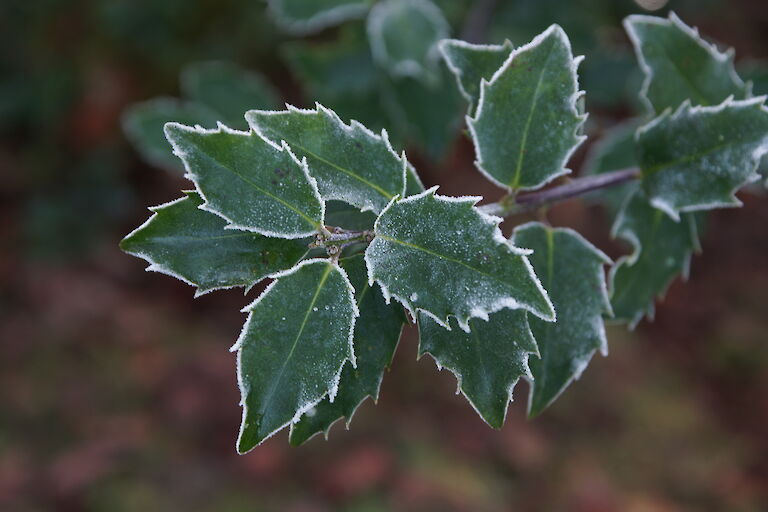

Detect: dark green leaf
[235, 259, 357, 452]
[610, 192, 700, 327]
[624, 13, 748, 114]
[511, 222, 612, 417]
[246, 104, 407, 213]
[439, 38, 513, 114]
[165, 123, 325, 238]
[121, 191, 307, 296]
[638, 97, 768, 219]
[468, 25, 586, 191]
[417, 310, 537, 428]
[365, 187, 555, 331]
[289, 255, 405, 445]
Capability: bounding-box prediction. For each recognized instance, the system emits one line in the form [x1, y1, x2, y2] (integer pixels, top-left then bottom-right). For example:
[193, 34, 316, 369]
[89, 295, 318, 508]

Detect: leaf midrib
[193, 142, 321, 229]
[267, 132, 396, 200]
[257, 263, 334, 420]
[510, 39, 558, 189]
[377, 234, 513, 286]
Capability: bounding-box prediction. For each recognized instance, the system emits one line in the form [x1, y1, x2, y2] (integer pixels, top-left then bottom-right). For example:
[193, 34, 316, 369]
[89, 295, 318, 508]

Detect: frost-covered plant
[122, 13, 768, 452]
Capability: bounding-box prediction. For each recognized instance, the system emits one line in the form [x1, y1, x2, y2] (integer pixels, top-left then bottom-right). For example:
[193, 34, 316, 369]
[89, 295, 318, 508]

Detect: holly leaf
[267, 0, 372, 35]
[246, 104, 407, 213]
[467, 25, 586, 191]
[122, 98, 219, 172]
[365, 187, 555, 331]
[367, 0, 449, 79]
[180, 61, 280, 129]
[637, 97, 768, 220]
[439, 39, 514, 115]
[164, 122, 325, 239]
[511, 222, 612, 417]
[120, 191, 308, 296]
[289, 255, 405, 445]
[624, 12, 748, 114]
[234, 259, 358, 452]
[417, 310, 537, 428]
[610, 191, 700, 327]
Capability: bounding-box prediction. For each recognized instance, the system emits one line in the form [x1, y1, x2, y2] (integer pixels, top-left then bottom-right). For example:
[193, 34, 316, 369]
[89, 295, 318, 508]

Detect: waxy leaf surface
[365, 188, 554, 331]
[235, 259, 357, 452]
[165, 123, 325, 238]
[638, 98, 768, 219]
[625, 13, 748, 114]
[247, 105, 406, 213]
[120, 192, 307, 296]
[468, 25, 585, 191]
[290, 255, 404, 445]
[440, 39, 513, 114]
[511, 223, 612, 417]
[418, 310, 537, 428]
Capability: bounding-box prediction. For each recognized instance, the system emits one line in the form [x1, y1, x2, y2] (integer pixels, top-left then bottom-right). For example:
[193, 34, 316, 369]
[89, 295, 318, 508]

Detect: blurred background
[2, 0, 768, 510]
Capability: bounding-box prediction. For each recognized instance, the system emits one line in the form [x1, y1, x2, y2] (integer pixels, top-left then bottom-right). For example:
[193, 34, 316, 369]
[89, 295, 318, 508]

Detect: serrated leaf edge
[607, 193, 699, 328]
[467, 24, 587, 192]
[120, 191, 284, 298]
[438, 38, 514, 108]
[637, 95, 767, 221]
[245, 102, 408, 212]
[367, 0, 449, 79]
[231, 258, 359, 452]
[267, 0, 371, 36]
[511, 222, 613, 415]
[165, 121, 326, 239]
[417, 313, 538, 429]
[365, 186, 555, 333]
[624, 11, 747, 115]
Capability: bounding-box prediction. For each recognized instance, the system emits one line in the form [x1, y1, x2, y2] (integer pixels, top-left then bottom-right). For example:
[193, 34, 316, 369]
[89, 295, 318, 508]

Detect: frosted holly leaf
[180, 62, 280, 129]
[367, 0, 449, 79]
[637, 97, 768, 220]
[123, 98, 219, 172]
[267, 0, 372, 35]
[234, 259, 358, 452]
[289, 255, 405, 445]
[439, 39, 513, 115]
[417, 310, 537, 428]
[582, 119, 641, 216]
[610, 191, 700, 327]
[365, 187, 555, 332]
[246, 104, 407, 213]
[165, 122, 325, 239]
[511, 223, 612, 417]
[624, 12, 748, 114]
[467, 25, 586, 191]
[120, 191, 307, 297]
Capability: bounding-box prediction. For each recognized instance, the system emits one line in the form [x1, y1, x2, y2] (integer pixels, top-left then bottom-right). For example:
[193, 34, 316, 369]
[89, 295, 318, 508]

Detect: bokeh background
[2, 0, 768, 510]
